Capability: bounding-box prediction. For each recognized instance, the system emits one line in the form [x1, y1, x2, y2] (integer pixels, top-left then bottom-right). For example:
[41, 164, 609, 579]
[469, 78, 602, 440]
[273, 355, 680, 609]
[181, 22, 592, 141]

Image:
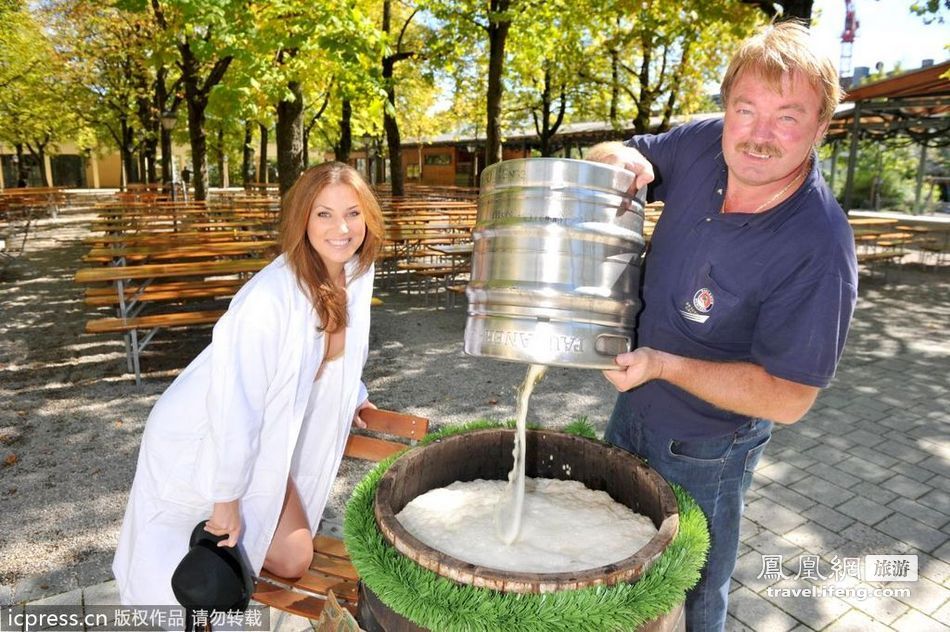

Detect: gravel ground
[0, 205, 616, 604]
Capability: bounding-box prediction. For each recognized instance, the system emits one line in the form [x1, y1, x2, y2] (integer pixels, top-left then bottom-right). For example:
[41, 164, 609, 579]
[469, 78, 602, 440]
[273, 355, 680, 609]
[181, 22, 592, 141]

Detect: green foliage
[0, 0, 23, 19]
[585, 0, 762, 132]
[4, 0, 829, 175]
[849, 139, 929, 211]
[504, 0, 595, 148]
[344, 423, 709, 632]
[0, 3, 86, 153]
[39, 1, 158, 155]
[909, 0, 949, 24]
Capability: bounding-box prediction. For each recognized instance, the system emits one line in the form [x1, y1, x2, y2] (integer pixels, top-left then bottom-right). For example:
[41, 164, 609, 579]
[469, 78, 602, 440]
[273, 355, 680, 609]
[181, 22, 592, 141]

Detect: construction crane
[840, 0, 860, 80]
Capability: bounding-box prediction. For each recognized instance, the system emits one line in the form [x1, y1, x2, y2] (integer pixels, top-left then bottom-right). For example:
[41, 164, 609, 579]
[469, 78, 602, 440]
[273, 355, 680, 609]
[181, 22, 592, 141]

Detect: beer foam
[396, 477, 657, 573]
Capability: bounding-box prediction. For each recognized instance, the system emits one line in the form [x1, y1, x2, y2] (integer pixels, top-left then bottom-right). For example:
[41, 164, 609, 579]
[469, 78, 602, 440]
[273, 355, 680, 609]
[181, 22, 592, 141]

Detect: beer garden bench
[74, 258, 270, 384]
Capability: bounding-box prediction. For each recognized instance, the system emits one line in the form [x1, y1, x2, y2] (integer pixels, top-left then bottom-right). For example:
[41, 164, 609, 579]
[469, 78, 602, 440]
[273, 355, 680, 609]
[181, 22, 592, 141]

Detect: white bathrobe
[112, 254, 374, 605]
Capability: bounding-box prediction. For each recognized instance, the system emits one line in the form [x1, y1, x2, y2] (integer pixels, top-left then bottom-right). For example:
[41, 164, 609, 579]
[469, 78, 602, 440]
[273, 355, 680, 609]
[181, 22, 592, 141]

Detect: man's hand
[586, 141, 655, 192]
[602, 347, 665, 392]
[205, 500, 241, 547]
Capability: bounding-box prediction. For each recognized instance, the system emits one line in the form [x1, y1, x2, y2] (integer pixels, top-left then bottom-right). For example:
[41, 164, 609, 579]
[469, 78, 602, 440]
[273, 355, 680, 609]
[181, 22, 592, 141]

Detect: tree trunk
[215, 127, 225, 187]
[633, 34, 654, 134]
[383, 105, 402, 194]
[485, 0, 512, 167]
[160, 121, 173, 184]
[382, 0, 406, 196]
[658, 39, 692, 133]
[609, 46, 620, 127]
[134, 71, 154, 183]
[303, 90, 331, 170]
[535, 67, 566, 157]
[121, 119, 136, 186]
[242, 121, 254, 185]
[185, 96, 208, 200]
[335, 99, 352, 162]
[144, 133, 158, 183]
[156, 66, 173, 185]
[177, 39, 232, 201]
[33, 145, 49, 186]
[258, 123, 269, 183]
[276, 79, 305, 197]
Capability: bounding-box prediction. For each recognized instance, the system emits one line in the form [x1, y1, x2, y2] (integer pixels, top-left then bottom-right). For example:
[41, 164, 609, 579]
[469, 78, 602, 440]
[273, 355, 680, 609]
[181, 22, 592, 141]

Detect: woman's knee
[266, 533, 313, 578]
[265, 479, 313, 577]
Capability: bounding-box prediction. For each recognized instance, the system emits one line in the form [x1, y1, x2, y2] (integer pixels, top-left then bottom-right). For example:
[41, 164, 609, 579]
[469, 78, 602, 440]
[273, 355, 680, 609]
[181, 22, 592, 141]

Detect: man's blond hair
[720, 20, 841, 126]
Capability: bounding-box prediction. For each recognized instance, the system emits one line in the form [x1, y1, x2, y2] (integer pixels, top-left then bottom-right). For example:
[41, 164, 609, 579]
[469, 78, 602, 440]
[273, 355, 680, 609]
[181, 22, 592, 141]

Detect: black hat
[171, 520, 255, 612]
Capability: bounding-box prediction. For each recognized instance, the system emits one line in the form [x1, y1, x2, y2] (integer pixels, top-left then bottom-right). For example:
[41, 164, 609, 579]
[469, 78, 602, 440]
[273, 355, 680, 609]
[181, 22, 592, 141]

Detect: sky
[808, 0, 949, 76]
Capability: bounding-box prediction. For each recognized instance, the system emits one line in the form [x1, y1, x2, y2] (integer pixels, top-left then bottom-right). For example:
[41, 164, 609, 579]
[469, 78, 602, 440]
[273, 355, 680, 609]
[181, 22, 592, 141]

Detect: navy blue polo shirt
[620, 117, 858, 439]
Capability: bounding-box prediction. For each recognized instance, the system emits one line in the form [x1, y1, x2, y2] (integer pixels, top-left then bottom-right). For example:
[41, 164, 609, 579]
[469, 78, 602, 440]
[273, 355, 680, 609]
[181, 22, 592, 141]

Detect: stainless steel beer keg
[464, 157, 647, 369]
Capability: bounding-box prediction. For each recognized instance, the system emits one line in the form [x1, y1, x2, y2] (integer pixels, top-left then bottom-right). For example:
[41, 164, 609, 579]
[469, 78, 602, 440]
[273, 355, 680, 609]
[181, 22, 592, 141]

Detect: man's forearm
[655, 350, 819, 424]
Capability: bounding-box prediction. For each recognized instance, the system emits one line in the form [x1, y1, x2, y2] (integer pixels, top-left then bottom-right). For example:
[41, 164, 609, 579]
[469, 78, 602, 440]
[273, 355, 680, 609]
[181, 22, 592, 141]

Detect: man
[588, 21, 857, 631]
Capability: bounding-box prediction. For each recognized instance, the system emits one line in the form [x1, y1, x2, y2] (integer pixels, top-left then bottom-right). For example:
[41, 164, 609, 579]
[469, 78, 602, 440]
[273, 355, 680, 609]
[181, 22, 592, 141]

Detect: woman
[113, 162, 385, 605]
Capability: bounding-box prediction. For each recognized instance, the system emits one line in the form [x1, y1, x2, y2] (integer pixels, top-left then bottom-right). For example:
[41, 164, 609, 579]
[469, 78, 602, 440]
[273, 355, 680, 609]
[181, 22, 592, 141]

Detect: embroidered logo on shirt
[679, 288, 714, 324]
[692, 288, 715, 313]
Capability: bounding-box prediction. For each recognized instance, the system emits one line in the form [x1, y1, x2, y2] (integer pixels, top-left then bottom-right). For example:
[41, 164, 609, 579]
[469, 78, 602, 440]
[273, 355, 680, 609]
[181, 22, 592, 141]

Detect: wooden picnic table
[387, 223, 470, 237]
[243, 182, 280, 196]
[849, 211, 950, 266]
[385, 213, 474, 226]
[83, 239, 278, 263]
[428, 243, 473, 256]
[74, 257, 270, 284]
[393, 241, 474, 307]
[75, 257, 271, 383]
[84, 229, 275, 247]
[93, 216, 266, 230]
[847, 218, 900, 227]
[0, 187, 67, 218]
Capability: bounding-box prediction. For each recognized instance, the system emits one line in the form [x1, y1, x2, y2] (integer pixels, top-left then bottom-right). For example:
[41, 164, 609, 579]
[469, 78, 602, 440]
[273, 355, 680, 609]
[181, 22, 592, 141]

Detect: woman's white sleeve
[195, 287, 284, 502]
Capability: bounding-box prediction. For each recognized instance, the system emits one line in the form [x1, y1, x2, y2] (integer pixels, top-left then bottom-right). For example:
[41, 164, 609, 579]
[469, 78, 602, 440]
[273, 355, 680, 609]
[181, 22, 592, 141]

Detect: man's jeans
[606, 403, 773, 632]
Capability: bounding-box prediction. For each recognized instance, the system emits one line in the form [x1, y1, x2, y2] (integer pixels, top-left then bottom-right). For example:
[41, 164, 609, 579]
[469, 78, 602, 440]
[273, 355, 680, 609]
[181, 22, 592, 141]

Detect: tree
[840, 137, 925, 211]
[129, 0, 253, 200]
[248, 0, 382, 194]
[0, 3, 43, 92]
[428, 0, 530, 167]
[506, 0, 595, 156]
[589, 0, 761, 134]
[381, 0, 418, 195]
[0, 3, 86, 185]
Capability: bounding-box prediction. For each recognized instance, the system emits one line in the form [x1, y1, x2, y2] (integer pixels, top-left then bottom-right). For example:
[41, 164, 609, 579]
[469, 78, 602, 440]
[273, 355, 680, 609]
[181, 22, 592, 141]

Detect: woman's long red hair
[279, 162, 384, 332]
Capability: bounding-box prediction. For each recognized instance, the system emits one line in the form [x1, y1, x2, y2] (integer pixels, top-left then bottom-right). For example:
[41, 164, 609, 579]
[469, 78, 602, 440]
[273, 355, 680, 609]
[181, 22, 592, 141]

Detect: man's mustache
[736, 141, 784, 159]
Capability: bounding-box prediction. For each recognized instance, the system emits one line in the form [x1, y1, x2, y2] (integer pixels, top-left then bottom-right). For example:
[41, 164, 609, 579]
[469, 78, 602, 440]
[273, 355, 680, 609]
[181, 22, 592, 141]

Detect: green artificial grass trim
[417, 418, 512, 445]
[344, 422, 709, 631]
[418, 418, 598, 446]
[562, 417, 598, 440]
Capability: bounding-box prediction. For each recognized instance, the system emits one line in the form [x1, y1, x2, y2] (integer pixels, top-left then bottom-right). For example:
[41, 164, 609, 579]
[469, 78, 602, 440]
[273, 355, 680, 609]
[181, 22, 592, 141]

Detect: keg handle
[617, 185, 648, 217]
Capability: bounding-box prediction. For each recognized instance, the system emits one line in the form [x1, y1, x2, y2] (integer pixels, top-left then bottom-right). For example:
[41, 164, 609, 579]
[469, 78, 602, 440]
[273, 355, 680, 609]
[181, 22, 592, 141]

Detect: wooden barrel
[373, 428, 679, 594]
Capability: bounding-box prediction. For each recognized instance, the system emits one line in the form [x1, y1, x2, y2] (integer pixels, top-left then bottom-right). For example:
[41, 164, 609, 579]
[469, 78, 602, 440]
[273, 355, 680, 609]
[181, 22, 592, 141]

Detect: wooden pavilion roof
[826, 60, 950, 145]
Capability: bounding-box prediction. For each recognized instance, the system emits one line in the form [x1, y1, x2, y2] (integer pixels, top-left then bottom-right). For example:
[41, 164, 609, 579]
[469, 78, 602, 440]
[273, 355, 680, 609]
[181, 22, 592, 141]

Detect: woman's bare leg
[262, 479, 313, 578]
